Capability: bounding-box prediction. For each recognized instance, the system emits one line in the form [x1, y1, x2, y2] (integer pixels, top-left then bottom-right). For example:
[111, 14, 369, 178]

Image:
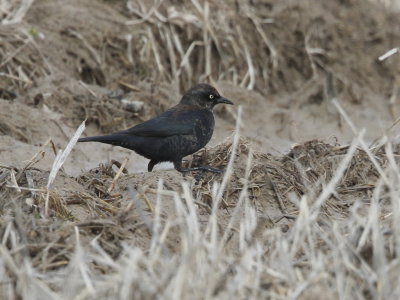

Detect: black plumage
[78, 84, 233, 172]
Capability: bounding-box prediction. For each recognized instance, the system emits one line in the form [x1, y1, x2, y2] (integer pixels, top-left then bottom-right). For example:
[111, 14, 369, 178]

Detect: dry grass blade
[65, 29, 102, 66]
[45, 121, 85, 217]
[203, 1, 211, 79]
[0, 71, 33, 84]
[312, 134, 360, 211]
[147, 27, 165, 77]
[0, 37, 30, 69]
[378, 47, 399, 61]
[16, 138, 52, 182]
[332, 99, 390, 185]
[47, 121, 85, 189]
[5, 185, 46, 192]
[0, 0, 35, 25]
[107, 157, 129, 194]
[9, 169, 20, 193]
[236, 26, 255, 90]
[79, 80, 97, 97]
[125, 0, 165, 25]
[248, 12, 278, 71]
[218, 147, 254, 251]
[176, 41, 203, 80]
[214, 106, 242, 205]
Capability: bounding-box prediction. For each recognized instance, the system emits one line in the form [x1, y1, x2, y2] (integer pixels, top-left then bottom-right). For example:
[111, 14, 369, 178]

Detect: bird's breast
[192, 110, 214, 146]
[156, 108, 215, 159]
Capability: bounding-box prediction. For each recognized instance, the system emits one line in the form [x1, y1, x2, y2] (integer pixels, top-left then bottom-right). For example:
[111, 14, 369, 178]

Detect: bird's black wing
[121, 108, 194, 137]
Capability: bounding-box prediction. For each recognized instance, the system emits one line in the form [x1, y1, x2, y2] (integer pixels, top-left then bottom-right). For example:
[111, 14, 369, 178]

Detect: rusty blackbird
[78, 84, 233, 173]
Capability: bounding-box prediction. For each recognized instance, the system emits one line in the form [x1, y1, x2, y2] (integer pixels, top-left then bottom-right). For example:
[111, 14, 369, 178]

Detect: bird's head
[180, 84, 234, 110]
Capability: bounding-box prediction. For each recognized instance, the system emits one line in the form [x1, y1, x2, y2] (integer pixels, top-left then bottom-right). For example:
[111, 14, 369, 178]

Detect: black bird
[78, 84, 233, 173]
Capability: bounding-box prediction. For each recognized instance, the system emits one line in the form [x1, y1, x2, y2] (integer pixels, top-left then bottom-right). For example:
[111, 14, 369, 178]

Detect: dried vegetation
[1, 126, 400, 298]
[1, 0, 400, 299]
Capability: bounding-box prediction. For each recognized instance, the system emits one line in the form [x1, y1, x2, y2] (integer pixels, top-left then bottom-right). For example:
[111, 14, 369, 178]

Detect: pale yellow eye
[209, 94, 214, 100]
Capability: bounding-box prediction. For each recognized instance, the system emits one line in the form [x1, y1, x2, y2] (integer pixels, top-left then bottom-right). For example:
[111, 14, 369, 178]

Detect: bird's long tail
[78, 134, 128, 147]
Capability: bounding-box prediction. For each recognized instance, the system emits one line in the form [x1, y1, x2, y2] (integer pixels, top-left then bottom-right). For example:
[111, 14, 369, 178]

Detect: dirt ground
[1, 0, 400, 298]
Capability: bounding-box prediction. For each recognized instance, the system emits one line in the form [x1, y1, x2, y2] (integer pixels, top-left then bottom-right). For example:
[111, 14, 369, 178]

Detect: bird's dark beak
[216, 96, 234, 105]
